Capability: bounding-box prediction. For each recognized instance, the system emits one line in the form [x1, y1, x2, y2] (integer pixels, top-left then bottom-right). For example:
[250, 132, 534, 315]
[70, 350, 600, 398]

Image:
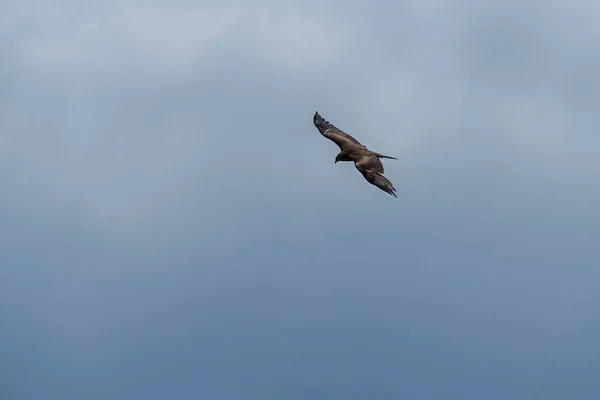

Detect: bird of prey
[313, 111, 397, 198]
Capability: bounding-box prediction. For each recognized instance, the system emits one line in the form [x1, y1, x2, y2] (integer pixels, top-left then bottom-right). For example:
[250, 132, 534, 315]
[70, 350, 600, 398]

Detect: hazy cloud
[1, 0, 599, 399]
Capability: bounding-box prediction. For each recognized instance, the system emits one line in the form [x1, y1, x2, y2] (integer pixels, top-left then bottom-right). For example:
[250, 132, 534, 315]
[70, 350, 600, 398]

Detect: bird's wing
[359, 153, 385, 174]
[313, 111, 366, 151]
[355, 155, 397, 197]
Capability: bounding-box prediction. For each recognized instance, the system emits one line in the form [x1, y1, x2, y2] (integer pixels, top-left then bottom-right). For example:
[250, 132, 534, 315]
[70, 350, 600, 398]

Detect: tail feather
[373, 152, 397, 160]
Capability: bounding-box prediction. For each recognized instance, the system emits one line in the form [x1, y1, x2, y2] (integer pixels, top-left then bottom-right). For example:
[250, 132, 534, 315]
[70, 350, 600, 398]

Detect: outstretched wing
[313, 111, 366, 151]
[359, 153, 385, 174]
[355, 155, 397, 197]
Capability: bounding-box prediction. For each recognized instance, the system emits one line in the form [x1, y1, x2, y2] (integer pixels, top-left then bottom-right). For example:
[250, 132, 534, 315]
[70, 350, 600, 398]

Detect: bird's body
[313, 111, 397, 198]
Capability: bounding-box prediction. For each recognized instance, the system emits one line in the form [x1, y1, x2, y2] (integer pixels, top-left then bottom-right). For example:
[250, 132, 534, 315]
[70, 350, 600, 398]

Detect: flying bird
[313, 111, 397, 198]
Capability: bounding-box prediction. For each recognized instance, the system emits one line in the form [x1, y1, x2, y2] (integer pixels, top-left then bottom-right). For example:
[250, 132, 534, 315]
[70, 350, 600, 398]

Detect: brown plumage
[313, 111, 397, 198]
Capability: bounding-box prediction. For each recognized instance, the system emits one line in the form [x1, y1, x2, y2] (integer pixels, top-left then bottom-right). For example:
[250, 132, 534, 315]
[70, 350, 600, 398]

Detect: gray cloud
[1, 0, 599, 399]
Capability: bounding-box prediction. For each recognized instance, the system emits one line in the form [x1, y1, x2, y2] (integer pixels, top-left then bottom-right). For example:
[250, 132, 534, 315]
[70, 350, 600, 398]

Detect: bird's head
[335, 151, 352, 163]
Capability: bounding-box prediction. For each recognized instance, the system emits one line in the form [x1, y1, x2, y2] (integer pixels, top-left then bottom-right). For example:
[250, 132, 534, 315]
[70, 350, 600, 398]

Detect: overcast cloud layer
[1, 0, 599, 399]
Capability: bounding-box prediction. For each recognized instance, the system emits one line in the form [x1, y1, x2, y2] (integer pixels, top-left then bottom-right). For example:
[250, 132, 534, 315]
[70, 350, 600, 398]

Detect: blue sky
[1, 0, 599, 399]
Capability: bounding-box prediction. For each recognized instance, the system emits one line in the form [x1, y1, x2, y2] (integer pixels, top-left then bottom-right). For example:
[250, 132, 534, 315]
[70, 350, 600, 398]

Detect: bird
[313, 111, 397, 198]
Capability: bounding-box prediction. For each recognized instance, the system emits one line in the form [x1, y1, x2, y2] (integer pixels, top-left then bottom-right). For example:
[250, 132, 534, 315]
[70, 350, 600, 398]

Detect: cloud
[0, 1, 354, 231]
[1, 0, 600, 399]
[8, 2, 348, 76]
[0, 0, 598, 240]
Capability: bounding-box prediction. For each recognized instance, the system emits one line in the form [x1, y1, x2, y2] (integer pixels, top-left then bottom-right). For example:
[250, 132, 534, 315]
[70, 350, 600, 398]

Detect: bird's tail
[373, 152, 397, 160]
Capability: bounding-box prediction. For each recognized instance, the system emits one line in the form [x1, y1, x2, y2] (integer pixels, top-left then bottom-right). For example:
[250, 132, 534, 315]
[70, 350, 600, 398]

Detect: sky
[1, 0, 599, 398]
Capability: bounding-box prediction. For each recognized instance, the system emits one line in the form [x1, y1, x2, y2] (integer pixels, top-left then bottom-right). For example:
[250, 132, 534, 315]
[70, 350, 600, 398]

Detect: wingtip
[313, 111, 324, 126]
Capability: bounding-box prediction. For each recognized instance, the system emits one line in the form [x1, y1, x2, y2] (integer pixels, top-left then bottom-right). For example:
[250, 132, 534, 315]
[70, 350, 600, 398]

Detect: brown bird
[313, 111, 397, 198]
